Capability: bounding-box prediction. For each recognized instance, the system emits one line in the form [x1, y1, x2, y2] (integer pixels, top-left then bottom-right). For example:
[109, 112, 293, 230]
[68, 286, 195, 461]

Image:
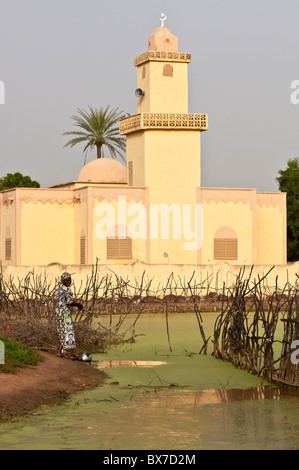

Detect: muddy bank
[0, 351, 107, 420]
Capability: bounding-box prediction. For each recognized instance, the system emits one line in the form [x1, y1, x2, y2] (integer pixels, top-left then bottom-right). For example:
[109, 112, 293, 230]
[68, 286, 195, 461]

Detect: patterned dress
[55, 284, 76, 350]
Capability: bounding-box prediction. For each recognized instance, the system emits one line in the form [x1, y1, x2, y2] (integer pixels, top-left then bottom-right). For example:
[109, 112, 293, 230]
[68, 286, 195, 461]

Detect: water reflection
[112, 387, 299, 450]
[0, 385, 298, 450]
[84, 386, 298, 450]
[91, 360, 168, 368]
[0, 311, 299, 450]
[190, 386, 283, 407]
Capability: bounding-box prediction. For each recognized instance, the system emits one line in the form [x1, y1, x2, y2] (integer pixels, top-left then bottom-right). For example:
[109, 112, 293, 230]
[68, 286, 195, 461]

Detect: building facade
[0, 25, 287, 267]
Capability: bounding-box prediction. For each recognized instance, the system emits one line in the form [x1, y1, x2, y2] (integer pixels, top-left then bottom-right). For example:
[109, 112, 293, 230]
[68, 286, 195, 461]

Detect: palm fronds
[63, 105, 126, 160]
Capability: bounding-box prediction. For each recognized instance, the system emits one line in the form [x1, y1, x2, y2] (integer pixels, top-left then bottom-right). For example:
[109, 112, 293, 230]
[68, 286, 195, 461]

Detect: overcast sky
[0, 0, 298, 192]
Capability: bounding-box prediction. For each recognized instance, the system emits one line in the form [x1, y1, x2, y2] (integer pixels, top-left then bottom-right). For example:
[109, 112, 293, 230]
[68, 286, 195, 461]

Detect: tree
[276, 157, 299, 261]
[63, 105, 126, 160]
[0, 172, 40, 191]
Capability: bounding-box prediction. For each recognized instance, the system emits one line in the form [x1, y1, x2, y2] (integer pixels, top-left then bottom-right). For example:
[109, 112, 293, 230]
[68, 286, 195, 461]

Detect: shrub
[0, 337, 41, 373]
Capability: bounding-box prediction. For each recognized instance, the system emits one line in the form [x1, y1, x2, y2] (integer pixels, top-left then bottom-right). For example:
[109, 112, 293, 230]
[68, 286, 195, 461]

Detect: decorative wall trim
[1, 188, 79, 206]
[119, 112, 208, 135]
[92, 186, 147, 203]
[21, 197, 77, 205]
[134, 51, 191, 66]
[197, 187, 256, 209]
[256, 192, 286, 214]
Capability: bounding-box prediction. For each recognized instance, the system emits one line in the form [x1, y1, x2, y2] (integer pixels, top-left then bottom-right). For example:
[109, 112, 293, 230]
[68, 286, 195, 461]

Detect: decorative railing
[119, 114, 142, 134]
[134, 51, 191, 66]
[119, 112, 208, 135]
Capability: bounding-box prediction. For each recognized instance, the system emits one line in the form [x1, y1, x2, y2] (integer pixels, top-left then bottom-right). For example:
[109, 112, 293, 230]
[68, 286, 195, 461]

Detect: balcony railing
[119, 112, 208, 135]
[134, 51, 192, 66]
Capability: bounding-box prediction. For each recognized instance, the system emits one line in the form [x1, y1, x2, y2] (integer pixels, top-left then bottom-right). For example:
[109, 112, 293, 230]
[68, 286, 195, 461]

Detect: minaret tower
[119, 15, 208, 205]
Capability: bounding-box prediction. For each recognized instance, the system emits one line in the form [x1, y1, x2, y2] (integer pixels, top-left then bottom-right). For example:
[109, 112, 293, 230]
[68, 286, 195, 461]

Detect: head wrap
[60, 271, 71, 283]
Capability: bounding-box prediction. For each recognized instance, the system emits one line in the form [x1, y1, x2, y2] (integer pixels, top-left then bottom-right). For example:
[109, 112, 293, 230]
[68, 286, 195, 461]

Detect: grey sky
[0, 0, 298, 192]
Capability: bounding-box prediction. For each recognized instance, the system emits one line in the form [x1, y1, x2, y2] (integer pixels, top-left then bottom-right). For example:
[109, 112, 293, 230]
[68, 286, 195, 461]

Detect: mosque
[0, 22, 287, 268]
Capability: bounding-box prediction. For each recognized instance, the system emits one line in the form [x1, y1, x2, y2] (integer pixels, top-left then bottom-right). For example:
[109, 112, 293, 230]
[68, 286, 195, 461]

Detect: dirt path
[0, 351, 107, 420]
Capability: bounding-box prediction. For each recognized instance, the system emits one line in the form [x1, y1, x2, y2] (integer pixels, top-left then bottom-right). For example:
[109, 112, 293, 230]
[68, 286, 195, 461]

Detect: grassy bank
[0, 337, 41, 373]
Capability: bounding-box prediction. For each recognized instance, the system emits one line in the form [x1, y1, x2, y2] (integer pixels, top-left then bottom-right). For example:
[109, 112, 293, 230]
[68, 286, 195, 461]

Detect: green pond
[1, 312, 299, 450]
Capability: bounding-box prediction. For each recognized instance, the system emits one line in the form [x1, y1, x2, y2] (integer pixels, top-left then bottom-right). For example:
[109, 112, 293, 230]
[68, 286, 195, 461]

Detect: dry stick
[276, 284, 299, 385]
[3, 264, 298, 383]
[127, 302, 148, 343]
[217, 268, 299, 384]
[165, 300, 172, 352]
[187, 280, 208, 354]
[213, 281, 230, 358]
[163, 273, 174, 352]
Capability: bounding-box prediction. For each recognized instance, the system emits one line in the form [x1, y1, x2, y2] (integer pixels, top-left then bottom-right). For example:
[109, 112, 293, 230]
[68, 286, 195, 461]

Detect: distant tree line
[276, 157, 299, 262]
[0, 172, 40, 191]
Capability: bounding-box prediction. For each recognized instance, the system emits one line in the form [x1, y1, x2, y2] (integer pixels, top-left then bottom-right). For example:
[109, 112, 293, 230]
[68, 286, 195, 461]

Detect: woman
[55, 272, 83, 360]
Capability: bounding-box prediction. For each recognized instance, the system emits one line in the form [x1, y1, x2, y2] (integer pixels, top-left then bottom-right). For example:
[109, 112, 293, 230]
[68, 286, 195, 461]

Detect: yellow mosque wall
[143, 130, 201, 201]
[256, 192, 287, 265]
[126, 129, 202, 196]
[149, 239, 197, 265]
[256, 205, 283, 265]
[200, 200, 253, 265]
[73, 190, 88, 265]
[20, 200, 75, 266]
[126, 131, 145, 187]
[7, 186, 285, 268]
[92, 192, 149, 265]
[137, 61, 189, 114]
[0, 188, 290, 269]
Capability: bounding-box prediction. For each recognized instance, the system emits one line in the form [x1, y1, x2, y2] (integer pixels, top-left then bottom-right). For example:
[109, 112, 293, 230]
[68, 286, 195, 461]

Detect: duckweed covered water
[0, 312, 299, 450]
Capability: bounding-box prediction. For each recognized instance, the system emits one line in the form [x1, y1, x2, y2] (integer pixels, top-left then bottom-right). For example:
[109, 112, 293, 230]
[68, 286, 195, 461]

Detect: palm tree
[63, 105, 126, 160]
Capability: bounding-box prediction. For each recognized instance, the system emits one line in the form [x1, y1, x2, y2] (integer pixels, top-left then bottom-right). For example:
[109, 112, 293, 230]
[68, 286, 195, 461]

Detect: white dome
[77, 158, 127, 184]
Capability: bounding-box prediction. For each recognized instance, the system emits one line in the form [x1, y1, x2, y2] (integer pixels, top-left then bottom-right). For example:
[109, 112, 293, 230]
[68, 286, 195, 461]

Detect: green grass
[0, 337, 42, 373]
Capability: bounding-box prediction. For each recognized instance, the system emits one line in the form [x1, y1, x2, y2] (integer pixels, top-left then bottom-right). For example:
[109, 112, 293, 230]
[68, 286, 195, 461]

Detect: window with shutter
[214, 238, 238, 260]
[128, 161, 133, 186]
[5, 238, 12, 261]
[80, 236, 86, 265]
[107, 238, 132, 259]
[214, 226, 238, 261]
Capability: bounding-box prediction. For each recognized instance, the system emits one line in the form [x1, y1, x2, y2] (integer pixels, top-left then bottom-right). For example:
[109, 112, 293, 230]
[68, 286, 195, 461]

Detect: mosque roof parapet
[134, 51, 191, 66]
[119, 112, 208, 135]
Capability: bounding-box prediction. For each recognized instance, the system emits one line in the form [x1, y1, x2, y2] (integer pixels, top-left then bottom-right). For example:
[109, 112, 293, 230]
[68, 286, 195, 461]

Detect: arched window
[163, 64, 173, 77]
[107, 225, 132, 260]
[214, 226, 238, 260]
